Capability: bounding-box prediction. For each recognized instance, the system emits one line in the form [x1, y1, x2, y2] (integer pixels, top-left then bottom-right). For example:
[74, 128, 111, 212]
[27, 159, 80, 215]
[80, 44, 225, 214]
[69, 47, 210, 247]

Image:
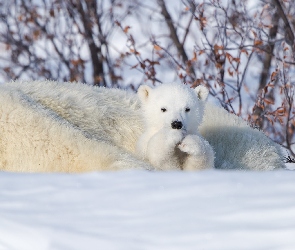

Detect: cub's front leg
[178, 134, 215, 170]
[146, 129, 185, 170]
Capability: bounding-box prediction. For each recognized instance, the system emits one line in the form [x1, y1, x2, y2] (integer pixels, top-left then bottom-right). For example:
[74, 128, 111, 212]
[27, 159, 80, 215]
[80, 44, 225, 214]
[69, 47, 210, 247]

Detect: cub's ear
[137, 85, 152, 102]
[194, 85, 209, 101]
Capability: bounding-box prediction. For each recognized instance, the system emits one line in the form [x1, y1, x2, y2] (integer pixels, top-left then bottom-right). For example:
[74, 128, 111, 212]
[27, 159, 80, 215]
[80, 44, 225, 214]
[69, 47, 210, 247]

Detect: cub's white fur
[0, 80, 284, 172]
[136, 83, 214, 170]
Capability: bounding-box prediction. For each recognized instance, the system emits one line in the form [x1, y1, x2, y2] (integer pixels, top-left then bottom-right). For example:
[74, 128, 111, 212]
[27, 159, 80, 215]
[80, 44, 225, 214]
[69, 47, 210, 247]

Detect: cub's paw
[178, 134, 205, 155]
[167, 129, 186, 147]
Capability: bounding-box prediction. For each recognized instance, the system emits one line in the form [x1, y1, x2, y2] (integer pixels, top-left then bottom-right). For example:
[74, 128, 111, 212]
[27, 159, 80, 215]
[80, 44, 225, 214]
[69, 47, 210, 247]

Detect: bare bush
[0, 0, 136, 86]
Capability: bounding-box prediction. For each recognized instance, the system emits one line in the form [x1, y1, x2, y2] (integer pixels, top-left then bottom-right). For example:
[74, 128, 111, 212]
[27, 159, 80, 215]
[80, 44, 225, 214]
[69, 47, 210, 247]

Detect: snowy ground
[0, 166, 295, 250]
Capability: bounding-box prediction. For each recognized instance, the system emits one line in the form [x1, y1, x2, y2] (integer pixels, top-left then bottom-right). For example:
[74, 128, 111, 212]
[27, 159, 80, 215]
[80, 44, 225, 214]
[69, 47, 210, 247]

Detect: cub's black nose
[171, 121, 183, 129]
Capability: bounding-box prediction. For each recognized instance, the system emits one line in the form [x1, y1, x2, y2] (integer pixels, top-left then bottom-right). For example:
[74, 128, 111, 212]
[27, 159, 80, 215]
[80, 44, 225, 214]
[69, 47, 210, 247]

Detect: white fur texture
[0, 81, 151, 172]
[136, 83, 215, 170]
[0, 80, 284, 172]
[199, 102, 284, 170]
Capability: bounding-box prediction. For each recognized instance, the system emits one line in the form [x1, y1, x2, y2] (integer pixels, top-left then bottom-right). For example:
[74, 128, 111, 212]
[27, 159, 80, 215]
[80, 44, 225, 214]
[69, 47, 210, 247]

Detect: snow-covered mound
[0, 169, 295, 250]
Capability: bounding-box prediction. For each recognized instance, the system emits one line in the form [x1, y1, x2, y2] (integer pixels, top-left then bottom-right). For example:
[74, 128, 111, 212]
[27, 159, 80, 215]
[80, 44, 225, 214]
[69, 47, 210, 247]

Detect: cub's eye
[185, 108, 190, 112]
[161, 108, 167, 112]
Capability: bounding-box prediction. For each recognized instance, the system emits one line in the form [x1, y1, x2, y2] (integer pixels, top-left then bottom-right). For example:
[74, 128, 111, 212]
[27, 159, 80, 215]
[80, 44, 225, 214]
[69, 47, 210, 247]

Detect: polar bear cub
[136, 83, 214, 171]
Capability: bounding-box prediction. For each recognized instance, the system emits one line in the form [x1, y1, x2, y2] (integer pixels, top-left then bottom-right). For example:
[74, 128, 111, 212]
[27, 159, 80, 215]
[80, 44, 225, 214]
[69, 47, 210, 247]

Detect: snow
[1, 167, 295, 250]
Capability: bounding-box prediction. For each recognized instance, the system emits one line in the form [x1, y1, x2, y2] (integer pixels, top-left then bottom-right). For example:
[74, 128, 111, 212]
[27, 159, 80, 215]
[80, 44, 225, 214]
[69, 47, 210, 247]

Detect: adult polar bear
[0, 80, 284, 172]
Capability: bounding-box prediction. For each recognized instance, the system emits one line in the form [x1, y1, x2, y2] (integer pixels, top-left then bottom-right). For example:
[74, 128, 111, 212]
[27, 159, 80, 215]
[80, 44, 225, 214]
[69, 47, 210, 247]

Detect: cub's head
[137, 83, 209, 133]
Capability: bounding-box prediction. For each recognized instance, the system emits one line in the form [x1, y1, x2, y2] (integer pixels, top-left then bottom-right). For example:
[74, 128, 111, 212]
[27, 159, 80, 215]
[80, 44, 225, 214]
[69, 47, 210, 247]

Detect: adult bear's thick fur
[0, 80, 284, 172]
